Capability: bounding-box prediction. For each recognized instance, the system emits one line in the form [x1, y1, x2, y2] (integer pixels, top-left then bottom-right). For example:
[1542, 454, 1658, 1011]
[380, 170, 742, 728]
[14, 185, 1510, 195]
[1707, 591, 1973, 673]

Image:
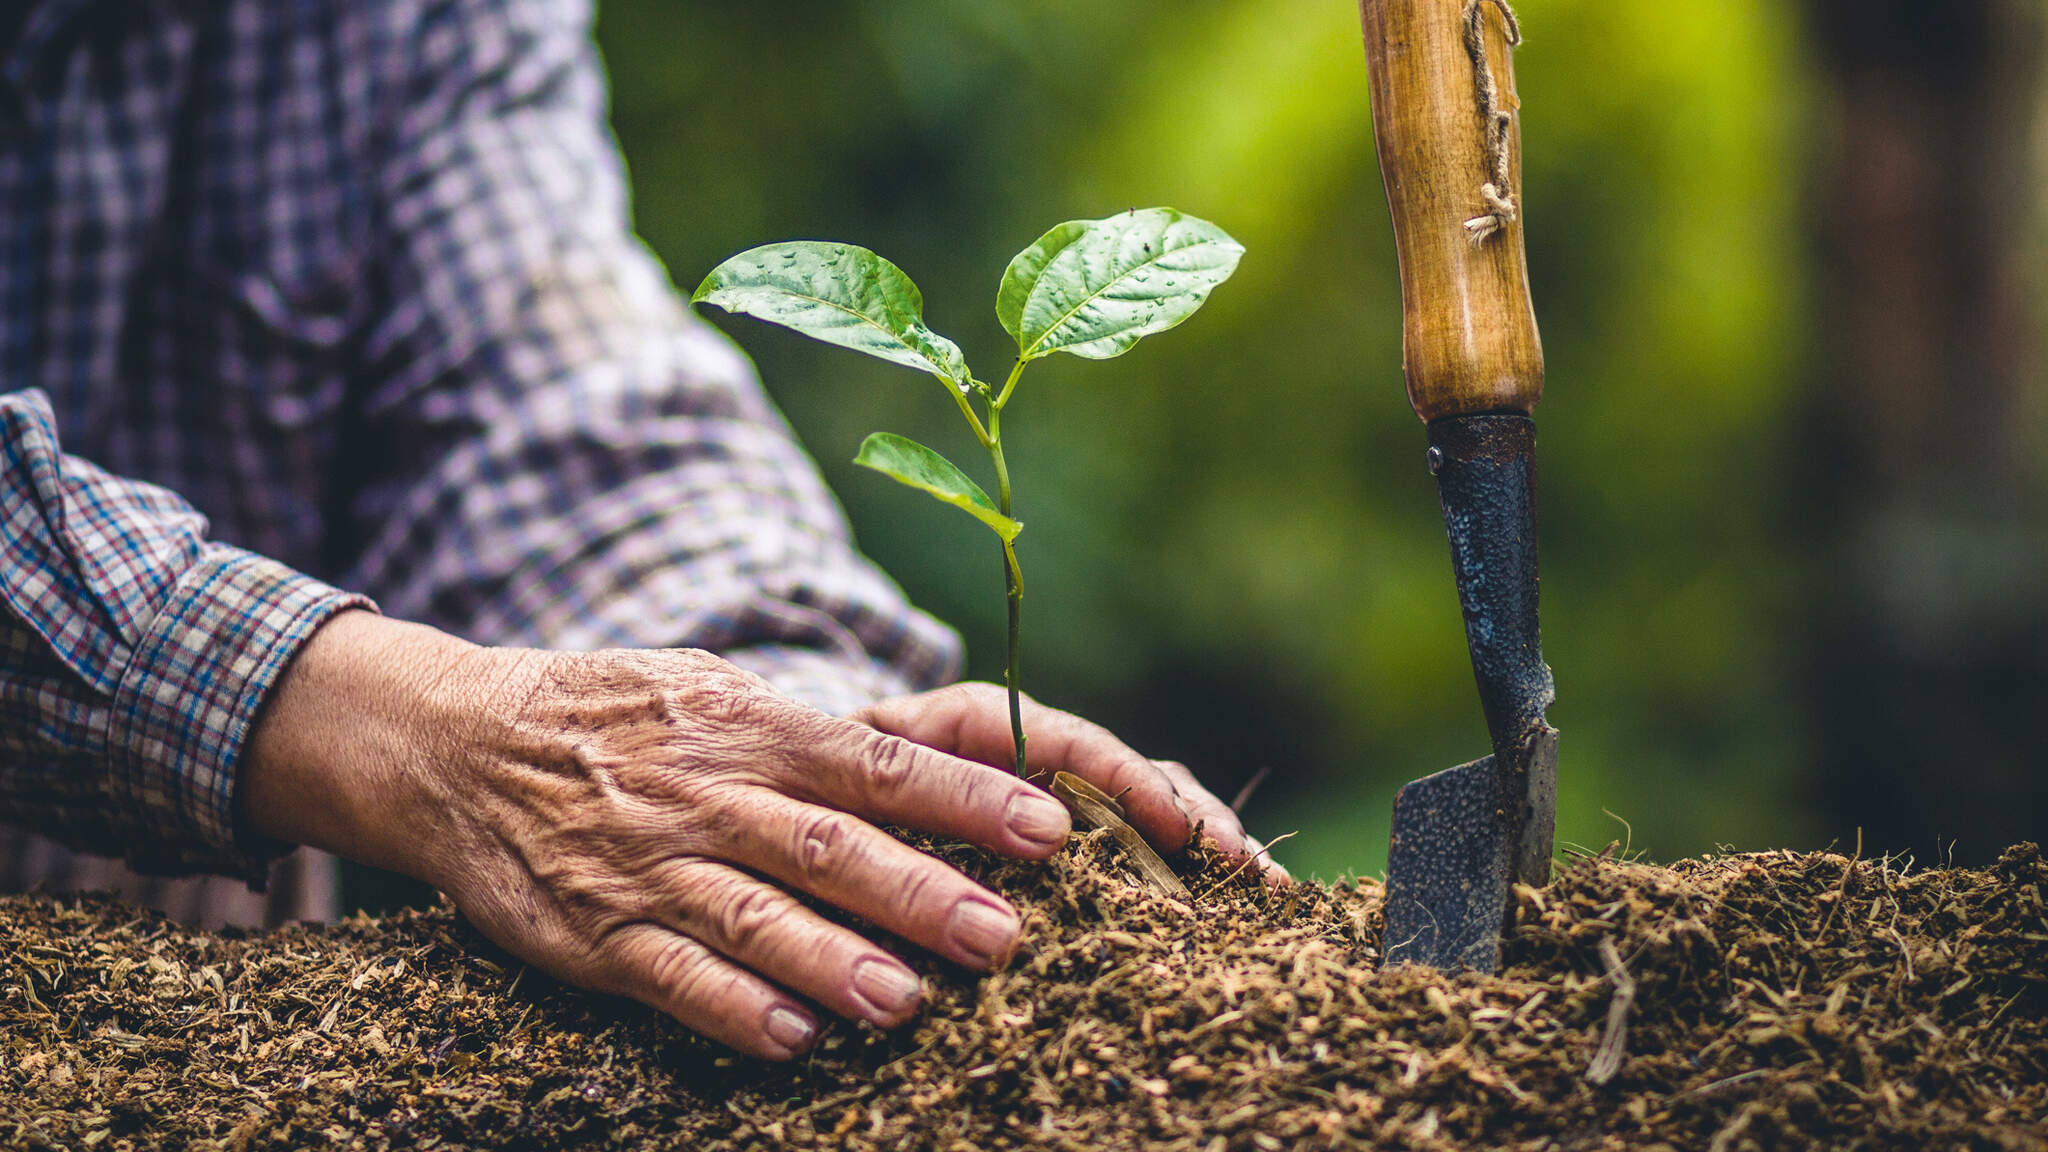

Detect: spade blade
[1383, 724, 1558, 971]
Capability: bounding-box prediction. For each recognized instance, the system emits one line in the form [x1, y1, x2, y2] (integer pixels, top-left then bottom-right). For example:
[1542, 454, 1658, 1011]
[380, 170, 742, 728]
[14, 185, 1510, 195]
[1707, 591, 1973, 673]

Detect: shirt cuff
[722, 644, 933, 718]
[104, 546, 374, 884]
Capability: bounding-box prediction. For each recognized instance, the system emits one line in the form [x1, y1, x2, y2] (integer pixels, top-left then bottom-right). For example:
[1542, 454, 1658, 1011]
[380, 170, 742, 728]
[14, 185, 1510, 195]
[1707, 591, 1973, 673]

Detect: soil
[3, 832, 2044, 1151]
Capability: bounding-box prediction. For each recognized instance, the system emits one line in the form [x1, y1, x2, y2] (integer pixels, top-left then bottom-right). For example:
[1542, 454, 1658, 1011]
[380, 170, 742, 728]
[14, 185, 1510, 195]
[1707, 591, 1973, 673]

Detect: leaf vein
[1022, 236, 1238, 359]
[767, 289, 947, 372]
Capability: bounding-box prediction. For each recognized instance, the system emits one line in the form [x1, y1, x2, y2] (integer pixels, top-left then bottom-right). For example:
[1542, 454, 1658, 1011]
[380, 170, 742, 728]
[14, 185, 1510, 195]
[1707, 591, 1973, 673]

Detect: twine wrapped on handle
[1462, 0, 1522, 243]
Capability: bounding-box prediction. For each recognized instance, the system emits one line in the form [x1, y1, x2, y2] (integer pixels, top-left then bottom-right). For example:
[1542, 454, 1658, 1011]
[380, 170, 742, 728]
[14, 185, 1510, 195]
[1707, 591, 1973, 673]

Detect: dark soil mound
[3, 833, 2044, 1151]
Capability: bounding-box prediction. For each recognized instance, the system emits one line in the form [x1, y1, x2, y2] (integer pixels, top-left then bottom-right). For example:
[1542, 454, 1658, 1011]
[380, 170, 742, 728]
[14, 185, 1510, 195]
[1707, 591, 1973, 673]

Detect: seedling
[693, 208, 1242, 776]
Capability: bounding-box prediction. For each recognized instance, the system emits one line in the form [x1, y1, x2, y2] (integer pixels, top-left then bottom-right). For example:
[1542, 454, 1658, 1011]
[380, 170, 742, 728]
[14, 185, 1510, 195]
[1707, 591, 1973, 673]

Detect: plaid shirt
[0, 0, 960, 884]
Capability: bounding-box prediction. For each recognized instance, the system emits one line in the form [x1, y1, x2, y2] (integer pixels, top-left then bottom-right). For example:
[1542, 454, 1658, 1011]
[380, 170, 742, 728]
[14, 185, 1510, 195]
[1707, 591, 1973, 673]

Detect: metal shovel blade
[1383, 725, 1558, 971]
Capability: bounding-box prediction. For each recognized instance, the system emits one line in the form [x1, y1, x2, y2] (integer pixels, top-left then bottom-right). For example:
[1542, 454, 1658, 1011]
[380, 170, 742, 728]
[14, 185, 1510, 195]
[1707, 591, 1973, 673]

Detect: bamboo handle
[1360, 0, 1544, 422]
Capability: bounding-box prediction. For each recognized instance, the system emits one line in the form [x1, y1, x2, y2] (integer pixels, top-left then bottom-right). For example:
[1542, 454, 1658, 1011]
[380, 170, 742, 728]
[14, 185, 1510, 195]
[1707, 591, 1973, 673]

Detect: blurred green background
[594, 0, 2048, 881]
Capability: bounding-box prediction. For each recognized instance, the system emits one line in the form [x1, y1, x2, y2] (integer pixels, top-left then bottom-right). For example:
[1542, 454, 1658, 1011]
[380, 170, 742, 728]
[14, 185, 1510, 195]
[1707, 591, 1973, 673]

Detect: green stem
[994, 358, 1026, 409]
[987, 364, 1026, 776]
[1001, 537, 1025, 777]
[987, 407, 1012, 506]
[946, 378, 992, 449]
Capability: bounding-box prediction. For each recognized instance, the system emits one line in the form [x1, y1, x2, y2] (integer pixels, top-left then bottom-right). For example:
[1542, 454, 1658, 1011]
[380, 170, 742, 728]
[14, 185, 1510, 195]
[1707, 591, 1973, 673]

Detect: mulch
[3, 831, 2044, 1151]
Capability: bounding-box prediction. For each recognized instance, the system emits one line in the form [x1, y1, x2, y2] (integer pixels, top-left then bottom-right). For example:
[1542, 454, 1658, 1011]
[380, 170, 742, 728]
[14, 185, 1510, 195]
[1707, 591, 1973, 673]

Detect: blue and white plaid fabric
[0, 0, 960, 884]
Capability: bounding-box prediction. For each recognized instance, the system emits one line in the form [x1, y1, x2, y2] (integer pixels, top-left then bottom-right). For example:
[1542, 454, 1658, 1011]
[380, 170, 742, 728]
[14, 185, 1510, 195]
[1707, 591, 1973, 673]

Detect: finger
[1076, 752, 1240, 862]
[846, 681, 1027, 770]
[1147, 757, 1256, 859]
[1142, 758, 1289, 885]
[655, 858, 930, 1026]
[708, 790, 1026, 971]
[784, 717, 1073, 861]
[1243, 834, 1295, 886]
[855, 683, 1237, 861]
[599, 921, 820, 1061]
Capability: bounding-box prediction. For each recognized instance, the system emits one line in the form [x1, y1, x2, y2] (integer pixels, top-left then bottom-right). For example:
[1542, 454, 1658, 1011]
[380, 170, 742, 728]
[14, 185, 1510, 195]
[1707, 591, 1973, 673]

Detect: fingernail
[949, 898, 1022, 966]
[765, 1006, 816, 1053]
[852, 957, 923, 1017]
[1006, 791, 1071, 848]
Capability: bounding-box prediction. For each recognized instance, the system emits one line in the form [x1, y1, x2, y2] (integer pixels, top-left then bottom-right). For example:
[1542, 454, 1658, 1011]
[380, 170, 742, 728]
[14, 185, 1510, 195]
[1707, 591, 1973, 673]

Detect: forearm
[236, 610, 493, 889]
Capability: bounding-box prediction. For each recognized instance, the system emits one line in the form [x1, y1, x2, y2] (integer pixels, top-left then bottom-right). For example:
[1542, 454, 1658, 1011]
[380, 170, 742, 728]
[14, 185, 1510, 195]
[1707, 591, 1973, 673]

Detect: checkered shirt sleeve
[0, 392, 370, 883]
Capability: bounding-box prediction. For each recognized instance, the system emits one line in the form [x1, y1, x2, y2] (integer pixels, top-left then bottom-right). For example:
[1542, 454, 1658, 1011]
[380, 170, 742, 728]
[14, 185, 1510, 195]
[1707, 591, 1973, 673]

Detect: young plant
[692, 208, 1242, 777]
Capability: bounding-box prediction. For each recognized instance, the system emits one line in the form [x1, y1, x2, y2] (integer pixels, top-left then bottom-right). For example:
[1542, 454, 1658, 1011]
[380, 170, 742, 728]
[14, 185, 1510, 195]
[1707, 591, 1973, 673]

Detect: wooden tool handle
[1360, 0, 1543, 422]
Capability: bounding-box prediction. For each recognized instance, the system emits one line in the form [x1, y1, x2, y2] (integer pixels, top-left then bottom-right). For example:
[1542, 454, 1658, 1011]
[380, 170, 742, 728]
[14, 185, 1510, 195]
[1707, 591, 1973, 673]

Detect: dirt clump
[2, 832, 2044, 1151]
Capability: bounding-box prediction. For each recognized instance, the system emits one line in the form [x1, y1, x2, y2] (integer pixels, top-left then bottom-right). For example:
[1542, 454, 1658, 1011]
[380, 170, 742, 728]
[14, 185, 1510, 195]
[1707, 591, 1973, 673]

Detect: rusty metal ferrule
[1426, 412, 1555, 752]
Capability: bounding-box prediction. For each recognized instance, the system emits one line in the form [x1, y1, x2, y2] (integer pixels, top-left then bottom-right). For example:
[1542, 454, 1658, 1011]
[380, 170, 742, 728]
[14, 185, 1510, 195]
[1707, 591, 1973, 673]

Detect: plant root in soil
[3, 833, 2044, 1151]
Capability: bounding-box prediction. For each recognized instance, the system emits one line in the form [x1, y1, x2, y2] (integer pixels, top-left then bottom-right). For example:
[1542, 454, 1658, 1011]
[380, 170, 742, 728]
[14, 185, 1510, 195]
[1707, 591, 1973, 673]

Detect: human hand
[850, 682, 1289, 886]
[240, 612, 1079, 1060]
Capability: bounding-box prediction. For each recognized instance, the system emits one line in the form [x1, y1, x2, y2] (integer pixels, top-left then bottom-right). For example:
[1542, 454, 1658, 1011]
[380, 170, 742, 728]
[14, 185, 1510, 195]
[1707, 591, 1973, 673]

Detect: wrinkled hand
[850, 682, 1285, 885]
[240, 611, 1272, 1062]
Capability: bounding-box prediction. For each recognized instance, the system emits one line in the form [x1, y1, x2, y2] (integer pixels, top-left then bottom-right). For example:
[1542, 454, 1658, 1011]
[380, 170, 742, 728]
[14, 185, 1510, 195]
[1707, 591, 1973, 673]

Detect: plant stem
[994, 358, 1026, 409]
[946, 378, 992, 449]
[987, 406, 1013, 513]
[1000, 537, 1025, 777]
[986, 367, 1026, 777]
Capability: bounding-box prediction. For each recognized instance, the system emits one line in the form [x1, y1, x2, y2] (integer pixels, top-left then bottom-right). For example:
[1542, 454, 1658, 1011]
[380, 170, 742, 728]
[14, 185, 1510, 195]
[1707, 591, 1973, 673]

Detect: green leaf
[853, 432, 1022, 543]
[693, 243, 969, 383]
[997, 208, 1243, 362]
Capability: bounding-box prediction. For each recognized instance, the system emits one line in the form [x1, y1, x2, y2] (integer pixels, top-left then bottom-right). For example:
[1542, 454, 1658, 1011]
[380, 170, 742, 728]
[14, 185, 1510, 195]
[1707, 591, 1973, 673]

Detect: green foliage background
[596, 0, 1817, 880]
